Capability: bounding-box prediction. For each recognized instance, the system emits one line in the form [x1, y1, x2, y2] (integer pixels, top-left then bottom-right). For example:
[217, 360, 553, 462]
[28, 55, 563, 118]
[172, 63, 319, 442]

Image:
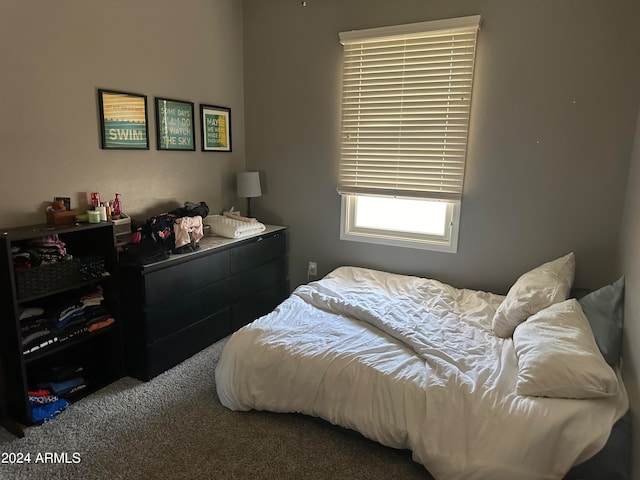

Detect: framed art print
[98, 89, 149, 149]
[200, 104, 232, 152]
[155, 97, 195, 151]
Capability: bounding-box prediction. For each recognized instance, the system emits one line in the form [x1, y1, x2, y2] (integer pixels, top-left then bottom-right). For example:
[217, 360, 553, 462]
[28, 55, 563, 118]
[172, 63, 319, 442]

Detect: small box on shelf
[112, 213, 131, 246]
[46, 209, 79, 226]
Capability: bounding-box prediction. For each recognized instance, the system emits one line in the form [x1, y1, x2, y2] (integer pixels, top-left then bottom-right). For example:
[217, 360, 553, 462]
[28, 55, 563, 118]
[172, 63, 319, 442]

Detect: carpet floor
[0, 337, 433, 480]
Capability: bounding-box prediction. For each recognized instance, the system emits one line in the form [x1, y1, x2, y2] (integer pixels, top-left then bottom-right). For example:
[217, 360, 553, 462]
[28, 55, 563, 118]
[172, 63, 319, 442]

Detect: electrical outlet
[308, 261, 317, 277]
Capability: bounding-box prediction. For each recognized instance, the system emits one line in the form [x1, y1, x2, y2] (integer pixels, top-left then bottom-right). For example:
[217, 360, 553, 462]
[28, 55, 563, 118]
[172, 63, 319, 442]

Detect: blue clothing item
[31, 398, 69, 424]
[39, 377, 85, 396]
[54, 305, 85, 329]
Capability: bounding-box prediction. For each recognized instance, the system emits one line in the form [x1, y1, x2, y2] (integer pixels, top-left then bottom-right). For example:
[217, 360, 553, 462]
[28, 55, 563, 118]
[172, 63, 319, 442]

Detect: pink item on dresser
[174, 216, 204, 249]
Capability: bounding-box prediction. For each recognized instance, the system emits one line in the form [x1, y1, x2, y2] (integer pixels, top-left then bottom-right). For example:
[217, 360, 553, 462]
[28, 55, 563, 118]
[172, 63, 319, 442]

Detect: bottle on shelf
[97, 204, 107, 222]
[91, 192, 100, 208]
[113, 194, 121, 218]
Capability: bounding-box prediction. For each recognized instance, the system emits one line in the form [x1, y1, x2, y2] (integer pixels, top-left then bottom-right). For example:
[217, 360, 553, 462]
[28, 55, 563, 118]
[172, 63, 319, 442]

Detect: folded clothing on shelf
[32, 364, 88, 398]
[30, 398, 69, 424]
[28, 389, 70, 424]
[39, 377, 86, 396]
[20, 285, 114, 355]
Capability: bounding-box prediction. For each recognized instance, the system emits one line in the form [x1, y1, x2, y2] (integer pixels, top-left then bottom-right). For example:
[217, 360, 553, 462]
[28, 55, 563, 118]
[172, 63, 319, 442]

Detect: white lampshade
[237, 171, 262, 198]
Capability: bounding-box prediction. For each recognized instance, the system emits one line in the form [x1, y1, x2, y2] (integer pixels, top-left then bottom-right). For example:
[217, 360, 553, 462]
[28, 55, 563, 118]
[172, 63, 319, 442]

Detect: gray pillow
[578, 277, 624, 367]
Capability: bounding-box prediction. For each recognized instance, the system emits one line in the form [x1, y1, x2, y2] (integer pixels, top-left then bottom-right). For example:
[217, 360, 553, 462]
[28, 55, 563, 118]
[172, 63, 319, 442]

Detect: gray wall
[243, 0, 640, 294]
[621, 105, 640, 479]
[0, 0, 245, 227]
[243, 2, 640, 476]
[1, 0, 639, 475]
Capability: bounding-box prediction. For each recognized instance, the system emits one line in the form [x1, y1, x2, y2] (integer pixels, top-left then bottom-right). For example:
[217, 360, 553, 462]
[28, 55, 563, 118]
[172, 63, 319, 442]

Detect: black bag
[169, 201, 209, 219]
[124, 237, 169, 265]
[139, 213, 176, 252]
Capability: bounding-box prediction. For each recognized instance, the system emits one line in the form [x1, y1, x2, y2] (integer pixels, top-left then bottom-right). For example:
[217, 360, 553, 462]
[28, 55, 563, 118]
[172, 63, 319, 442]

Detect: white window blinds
[338, 16, 481, 201]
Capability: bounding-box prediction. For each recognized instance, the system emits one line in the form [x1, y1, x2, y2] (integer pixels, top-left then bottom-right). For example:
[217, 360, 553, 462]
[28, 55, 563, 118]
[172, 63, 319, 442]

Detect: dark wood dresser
[119, 226, 288, 381]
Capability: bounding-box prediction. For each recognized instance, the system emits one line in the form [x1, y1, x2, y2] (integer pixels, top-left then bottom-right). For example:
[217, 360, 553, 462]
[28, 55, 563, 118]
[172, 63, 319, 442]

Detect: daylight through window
[337, 15, 481, 252]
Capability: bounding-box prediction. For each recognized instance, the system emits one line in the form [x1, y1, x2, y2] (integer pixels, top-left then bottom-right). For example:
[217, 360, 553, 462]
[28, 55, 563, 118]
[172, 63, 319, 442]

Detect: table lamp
[236, 171, 262, 217]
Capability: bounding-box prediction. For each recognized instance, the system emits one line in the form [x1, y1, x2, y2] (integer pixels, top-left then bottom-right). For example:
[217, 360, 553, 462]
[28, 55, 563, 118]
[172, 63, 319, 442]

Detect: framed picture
[98, 89, 149, 149]
[200, 104, 232, 152]
[54, 196, 71, 211]
[155, 97, 195, 151]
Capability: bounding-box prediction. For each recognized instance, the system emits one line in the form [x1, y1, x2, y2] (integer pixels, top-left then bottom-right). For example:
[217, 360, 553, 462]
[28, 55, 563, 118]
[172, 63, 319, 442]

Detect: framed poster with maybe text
[98, 89, 149, 149]
[200, 104, 232, 152]
[155, 97, 195, 151]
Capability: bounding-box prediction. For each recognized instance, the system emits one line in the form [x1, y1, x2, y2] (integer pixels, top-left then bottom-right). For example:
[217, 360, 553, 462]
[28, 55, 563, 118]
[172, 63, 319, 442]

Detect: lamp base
[246, 197, 253, 218]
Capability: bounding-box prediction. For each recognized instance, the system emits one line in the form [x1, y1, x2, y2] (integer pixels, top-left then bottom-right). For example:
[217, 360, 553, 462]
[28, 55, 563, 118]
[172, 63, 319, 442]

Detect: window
[338, 16, 481, 253]
[340, 195, 460, 252]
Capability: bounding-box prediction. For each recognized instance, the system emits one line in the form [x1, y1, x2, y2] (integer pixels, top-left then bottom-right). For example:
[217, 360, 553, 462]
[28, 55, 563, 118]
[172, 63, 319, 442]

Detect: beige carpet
[0, 337, 432, 480]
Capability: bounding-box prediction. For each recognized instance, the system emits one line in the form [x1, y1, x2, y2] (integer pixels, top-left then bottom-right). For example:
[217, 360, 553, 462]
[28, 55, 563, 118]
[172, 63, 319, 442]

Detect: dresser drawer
[142, 308, 231, 380]
[230, 231, 285, 275]
[144, 281, 230, 343]
[231, 279, 289, 330]
[227, 256, 286, 303]
[143, 250, 230, 305]
[120, 226, 288, 381]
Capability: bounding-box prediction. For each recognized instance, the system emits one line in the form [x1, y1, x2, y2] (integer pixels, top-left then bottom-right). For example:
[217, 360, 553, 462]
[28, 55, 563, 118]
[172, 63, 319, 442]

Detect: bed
[215, 253, 628, 480]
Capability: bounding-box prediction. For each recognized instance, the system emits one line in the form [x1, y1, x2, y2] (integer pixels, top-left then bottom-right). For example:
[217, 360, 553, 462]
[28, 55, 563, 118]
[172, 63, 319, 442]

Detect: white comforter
[215, 266, 628, 480]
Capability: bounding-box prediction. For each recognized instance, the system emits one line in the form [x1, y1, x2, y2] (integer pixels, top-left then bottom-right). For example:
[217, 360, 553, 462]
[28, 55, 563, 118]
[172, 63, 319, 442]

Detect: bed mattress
[215, 266, 627, 480]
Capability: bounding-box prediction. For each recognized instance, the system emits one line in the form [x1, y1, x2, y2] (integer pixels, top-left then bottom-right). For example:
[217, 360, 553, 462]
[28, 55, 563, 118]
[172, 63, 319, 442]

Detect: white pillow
[491, 252, 575, 338]
[512, 299, 618, 399]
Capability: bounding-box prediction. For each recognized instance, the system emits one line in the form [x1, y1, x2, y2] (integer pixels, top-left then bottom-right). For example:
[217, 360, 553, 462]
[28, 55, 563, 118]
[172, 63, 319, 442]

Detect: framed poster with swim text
[98, 89, 149, 149]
